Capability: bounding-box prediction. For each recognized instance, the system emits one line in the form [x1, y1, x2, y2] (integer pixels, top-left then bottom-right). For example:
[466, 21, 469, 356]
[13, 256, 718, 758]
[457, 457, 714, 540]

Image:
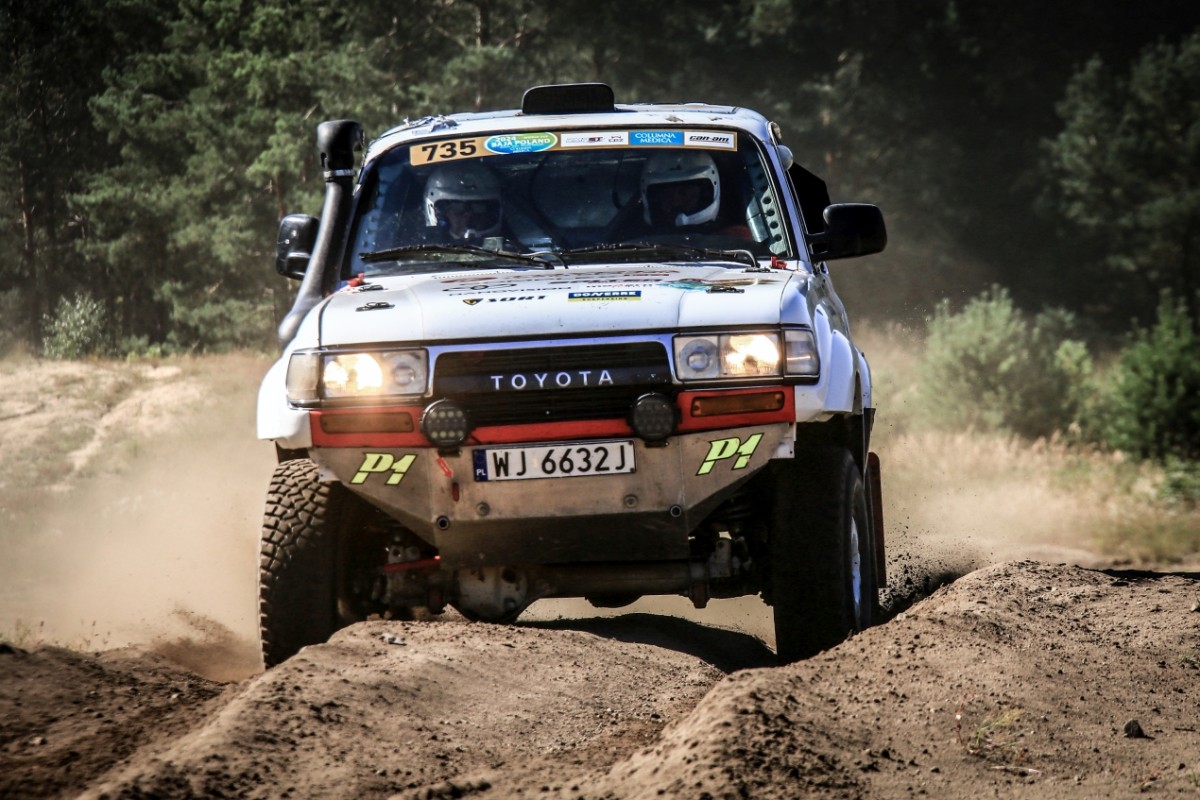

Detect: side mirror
[275, 214, 320, 279]
[809, 203, 887, 261]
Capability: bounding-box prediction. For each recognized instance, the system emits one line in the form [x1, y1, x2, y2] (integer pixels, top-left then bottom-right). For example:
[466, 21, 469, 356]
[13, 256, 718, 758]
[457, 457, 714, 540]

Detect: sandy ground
[2, 357, 1199, 799]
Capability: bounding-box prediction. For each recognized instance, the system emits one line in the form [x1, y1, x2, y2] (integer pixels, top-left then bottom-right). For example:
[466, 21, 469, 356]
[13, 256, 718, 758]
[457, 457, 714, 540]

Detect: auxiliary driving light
[629, 393, 678, 442]
[420, 400, 471, 447]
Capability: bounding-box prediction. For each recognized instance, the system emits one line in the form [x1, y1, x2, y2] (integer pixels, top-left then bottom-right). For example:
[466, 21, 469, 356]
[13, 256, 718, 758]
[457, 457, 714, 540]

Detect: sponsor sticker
[437, 269, 678, 295]
[567, 290, 642, 302]
[462, 295, 547, 305]
[484, 132, 558, 155]
[630, 130, 685, 146]
[561, 131, 630, 147]
[661, 277, 779, 292]
[697, 433, 763, 475]
[351, 453, 417, 485]
[684, 131, 737, 149]
[438, 275, 513, 284]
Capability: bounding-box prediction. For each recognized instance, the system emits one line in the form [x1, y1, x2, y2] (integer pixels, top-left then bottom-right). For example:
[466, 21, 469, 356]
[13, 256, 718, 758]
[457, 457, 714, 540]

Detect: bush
[1099, 298, 1200, 463]
[917, 285, 1093, 439]
[1160, 458, 1200, 509]
[117, 335, 182, 360]
[42, 292, 113, 359]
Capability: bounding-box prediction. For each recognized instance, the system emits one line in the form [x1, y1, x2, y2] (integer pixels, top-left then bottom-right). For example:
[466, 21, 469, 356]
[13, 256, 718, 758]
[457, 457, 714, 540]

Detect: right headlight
[285, 349, 429, 406]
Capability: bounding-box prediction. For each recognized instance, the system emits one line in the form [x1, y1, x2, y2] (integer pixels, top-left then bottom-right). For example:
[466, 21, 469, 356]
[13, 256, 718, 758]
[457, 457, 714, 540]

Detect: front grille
[433, 342, 672, 426]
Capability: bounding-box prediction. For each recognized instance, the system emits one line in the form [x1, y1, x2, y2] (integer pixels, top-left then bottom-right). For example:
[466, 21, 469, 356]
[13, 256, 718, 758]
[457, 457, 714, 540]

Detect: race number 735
[411, 137, 483, 165]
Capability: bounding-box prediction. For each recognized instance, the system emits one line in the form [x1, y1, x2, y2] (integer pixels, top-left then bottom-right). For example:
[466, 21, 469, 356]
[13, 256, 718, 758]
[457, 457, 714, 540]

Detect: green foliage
[1097, 298, 1200, 463]
[157, 281, 276, 353]
[1160, 459, 1200, 509]
[917, 286, 1093, 439]
[117, 335, 179, 360]
[1044, 30, 1200, 327]
[73, 0, 361, 351]
[42, 292, 113, 360]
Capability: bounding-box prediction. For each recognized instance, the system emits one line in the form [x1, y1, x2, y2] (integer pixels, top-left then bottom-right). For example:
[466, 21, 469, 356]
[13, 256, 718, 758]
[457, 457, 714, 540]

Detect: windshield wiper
[559, 242, 758, 268]
[360, 243, 552, 268]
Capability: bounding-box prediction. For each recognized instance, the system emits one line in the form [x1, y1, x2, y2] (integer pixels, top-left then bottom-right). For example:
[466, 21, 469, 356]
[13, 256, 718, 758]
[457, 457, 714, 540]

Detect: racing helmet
[641, 150, 721, 227]
[424, 162, 503, 238]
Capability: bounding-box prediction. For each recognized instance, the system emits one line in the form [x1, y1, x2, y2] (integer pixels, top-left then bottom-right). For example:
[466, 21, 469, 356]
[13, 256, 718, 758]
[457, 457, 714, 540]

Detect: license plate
[472, 440, 636, 481]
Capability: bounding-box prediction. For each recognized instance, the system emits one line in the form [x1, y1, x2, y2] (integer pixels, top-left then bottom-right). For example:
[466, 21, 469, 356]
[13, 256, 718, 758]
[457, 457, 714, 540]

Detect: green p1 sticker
[697, 433, 763, 475]
[352, 453, 417, 485]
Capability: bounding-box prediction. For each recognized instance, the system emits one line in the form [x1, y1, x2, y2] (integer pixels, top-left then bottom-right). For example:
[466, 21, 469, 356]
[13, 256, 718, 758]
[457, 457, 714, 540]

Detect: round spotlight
[629, 393, 678, 442]
[420, 400, 471, 447]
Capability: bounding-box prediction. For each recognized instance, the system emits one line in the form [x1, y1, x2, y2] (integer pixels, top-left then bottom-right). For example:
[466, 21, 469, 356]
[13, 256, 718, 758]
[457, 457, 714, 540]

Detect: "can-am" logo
[489, 370, 615, 390]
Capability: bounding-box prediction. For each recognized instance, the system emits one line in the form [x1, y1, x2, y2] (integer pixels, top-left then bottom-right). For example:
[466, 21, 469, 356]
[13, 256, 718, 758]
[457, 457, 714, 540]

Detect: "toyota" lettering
[489, 370, 614, 390]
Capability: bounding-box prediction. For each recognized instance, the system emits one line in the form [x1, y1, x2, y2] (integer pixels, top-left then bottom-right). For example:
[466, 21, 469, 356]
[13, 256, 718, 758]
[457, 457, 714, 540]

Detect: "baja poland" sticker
[485, 132, 557, 155]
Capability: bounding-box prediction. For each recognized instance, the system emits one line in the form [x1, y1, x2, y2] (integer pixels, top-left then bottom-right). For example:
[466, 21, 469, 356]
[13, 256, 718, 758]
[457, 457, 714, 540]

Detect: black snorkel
[276, 119, 364, 347]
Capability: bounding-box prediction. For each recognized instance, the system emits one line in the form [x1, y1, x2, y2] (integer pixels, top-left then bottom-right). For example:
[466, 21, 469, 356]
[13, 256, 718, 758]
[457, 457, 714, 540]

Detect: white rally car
[257, 83, 888, 667]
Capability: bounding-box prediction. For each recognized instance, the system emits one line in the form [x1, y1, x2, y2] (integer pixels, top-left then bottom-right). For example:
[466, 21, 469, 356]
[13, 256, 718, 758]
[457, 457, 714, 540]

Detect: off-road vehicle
[257, 83, 888, 667]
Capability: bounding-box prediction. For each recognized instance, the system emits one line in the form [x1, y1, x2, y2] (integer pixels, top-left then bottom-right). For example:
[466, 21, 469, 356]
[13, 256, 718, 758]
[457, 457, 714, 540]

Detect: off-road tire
[259, 458, 368, 668]
[768, 447, 875, 663]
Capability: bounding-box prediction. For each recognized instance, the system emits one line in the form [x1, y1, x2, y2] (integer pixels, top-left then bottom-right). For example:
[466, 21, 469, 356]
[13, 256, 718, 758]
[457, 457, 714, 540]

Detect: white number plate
[472, 440, 636, 481]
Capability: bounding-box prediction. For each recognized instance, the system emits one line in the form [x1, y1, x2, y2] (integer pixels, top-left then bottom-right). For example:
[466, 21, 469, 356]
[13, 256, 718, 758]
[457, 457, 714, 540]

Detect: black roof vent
[521, 83, 615, 115]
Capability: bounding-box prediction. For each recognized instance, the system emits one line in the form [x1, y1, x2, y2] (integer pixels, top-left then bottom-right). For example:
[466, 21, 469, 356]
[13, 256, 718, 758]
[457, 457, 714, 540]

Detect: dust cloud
[0, 359, 273, 680]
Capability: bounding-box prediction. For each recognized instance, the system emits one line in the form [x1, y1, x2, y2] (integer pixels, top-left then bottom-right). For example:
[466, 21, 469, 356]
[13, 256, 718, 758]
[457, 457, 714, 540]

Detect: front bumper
[312, 422, 791, 569]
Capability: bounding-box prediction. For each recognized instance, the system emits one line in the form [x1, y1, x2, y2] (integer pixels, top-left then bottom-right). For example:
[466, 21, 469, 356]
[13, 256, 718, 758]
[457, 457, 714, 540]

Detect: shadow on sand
[525, 612, 777, 673]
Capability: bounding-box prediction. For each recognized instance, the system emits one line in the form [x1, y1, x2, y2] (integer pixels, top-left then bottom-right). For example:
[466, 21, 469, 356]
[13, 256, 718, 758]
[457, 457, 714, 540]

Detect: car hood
[316, 264, 802, 345]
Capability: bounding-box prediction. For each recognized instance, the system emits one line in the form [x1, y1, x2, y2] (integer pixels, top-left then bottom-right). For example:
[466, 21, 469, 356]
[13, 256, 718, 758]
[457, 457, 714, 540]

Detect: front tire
[258, 459, 375, 668]
[768, 447, 875, 663]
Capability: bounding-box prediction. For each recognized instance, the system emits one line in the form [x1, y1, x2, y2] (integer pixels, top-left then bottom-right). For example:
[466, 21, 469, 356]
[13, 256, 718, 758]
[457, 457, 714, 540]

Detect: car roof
[365, 102, 777, 163]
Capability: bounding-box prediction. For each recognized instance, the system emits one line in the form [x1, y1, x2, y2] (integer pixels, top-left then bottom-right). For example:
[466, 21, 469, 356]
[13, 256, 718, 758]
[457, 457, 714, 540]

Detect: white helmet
[424, 163, 502, 238]
[641, 150, 721, 227]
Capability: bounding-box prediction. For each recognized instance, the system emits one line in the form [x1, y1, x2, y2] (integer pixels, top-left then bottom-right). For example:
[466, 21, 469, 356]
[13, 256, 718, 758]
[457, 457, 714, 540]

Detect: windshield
[346, 128, 792, 277]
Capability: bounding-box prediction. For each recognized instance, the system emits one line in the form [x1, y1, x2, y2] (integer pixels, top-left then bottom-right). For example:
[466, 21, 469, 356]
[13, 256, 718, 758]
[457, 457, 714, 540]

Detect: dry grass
[955, 695, 1031, 767]
[857, 322, 1200, 567]
[876, 429, 1200, 565]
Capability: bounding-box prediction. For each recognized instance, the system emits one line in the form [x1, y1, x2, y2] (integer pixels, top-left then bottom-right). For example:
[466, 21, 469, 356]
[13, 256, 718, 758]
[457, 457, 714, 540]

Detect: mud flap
[867, 451, 886, 586]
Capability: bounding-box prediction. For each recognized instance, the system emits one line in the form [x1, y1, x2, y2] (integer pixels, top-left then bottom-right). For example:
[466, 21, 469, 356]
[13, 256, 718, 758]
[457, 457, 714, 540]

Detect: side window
[786, 162, 831, 235]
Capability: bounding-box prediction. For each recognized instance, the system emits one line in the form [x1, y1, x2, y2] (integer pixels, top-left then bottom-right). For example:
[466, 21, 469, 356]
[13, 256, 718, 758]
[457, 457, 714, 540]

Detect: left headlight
[286, 349, 428, 406]
[673, 329, 818, 382]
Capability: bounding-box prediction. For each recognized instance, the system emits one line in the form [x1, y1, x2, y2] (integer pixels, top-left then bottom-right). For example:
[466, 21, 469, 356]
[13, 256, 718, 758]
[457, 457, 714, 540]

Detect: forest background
[1, 0, 1197, 487]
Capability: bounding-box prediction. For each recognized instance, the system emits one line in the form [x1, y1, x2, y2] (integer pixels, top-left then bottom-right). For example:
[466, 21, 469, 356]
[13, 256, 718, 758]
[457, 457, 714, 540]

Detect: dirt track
[3, 562, 1199, 799]
[2, 358, 1200, 799]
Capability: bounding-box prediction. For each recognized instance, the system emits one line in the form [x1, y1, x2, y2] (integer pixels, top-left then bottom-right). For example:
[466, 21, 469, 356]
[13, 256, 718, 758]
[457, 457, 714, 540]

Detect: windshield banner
[409, 130, 737, 166]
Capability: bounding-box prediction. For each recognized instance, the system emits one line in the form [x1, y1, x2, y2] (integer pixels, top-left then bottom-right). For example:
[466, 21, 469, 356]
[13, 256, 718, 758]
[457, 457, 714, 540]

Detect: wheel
[767, 447, 876, 663]
[258, 459, 381, 668]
